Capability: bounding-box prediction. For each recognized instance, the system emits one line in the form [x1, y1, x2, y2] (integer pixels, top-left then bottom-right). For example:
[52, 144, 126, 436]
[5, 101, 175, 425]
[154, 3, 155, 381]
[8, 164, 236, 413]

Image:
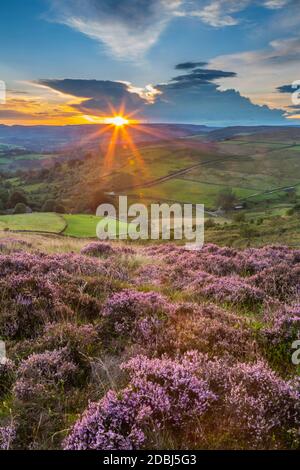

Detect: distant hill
[0, 123, 216, 152]
[206, 125, 300, 142]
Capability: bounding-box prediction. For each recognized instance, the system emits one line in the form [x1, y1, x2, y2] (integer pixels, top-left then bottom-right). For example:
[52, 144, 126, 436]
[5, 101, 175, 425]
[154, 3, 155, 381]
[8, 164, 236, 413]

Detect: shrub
[81, 242, 115, 258]
[102, 289, 173, 345]
[13, 203, 28, 214]
[0, 425, 16, 450]
[42, 199, 56, 212]
[13, 348, 78, 402]
[195, 275, 265, 307]
[64, 354, 215, 450]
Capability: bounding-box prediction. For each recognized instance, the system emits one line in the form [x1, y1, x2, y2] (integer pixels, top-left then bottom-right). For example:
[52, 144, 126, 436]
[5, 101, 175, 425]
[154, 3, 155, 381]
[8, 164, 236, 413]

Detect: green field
[0, 213, 66, 233]
[63, 214, 133, 238]
[0, 213, 133, 238]
[128, 178, 256, 208]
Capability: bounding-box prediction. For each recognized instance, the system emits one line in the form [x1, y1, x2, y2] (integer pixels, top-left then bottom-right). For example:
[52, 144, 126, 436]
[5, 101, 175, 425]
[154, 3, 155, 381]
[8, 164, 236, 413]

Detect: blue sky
[0, 0, 299, 125]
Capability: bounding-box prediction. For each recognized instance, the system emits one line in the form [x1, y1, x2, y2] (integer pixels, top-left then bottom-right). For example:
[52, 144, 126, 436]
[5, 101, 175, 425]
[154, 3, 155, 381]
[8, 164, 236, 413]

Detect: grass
[63, 214, 133, 238]
[0, 213, 66, 233]
[127, 178, 255, 208]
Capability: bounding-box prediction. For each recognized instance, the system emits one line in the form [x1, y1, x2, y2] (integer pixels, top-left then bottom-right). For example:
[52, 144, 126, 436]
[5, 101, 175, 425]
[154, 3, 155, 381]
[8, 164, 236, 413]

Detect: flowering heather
[64, 354, 215, 450]
[81, 242, 134, 258]
[183, 352, 300, 446]
[159, 303, 258, 359]
[0, 273, 68, 339]
[81, 242, 116, 257]
[250, 263, 300, 300]
[39, 322, 101, 371]
[1, 238, 300, 450]
[0, 237, 32, 254]
[194, 275, 265, 306]
[262, 303, 300, 345]
[0, 252, 115, 278]
[13, 348, 78, 401]
[102, 289, 173, 343]
[0, 425, 16, 450]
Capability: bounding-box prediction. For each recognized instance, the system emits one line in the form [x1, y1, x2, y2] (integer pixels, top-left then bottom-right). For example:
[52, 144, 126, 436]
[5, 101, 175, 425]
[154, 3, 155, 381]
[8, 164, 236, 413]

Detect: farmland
[1, 129, 300, 245]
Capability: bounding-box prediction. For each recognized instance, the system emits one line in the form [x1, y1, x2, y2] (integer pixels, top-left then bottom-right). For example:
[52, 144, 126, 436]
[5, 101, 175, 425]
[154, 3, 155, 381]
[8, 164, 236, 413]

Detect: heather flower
[262, 303, 300, 345]
[102, 289, 173, 344]
[81, 242, 115, 257]
[14, 348, 78, 401]
[81, 242, 134, 258]
[0, 273, 69, 339]
[158, 303, 258, 359]
[250, 263, 300, 300]
[196, 275, 265, 306]
[39, 322, 101, 371]
[64, 354, 215, 450]
[191, 353, 300, 446]
[0, 425, 16, 450]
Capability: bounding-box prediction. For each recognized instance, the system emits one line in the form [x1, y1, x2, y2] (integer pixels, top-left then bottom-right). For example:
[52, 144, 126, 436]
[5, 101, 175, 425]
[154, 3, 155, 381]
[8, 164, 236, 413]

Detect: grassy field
[0, 213, 133, 238]
[63, 214, 133, 238]
[0, 213, 66, 233]
[127, 178, 255, 208]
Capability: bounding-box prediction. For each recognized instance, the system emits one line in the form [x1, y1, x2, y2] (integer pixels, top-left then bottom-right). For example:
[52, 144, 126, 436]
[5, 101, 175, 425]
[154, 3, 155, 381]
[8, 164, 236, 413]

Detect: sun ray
[101, 125, 120, 174]
[120, 126, 149, 178]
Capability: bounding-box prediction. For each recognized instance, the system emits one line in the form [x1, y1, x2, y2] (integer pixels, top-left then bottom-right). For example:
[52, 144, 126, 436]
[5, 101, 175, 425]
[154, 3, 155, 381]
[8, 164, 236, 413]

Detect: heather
[0, 235, 299, 450]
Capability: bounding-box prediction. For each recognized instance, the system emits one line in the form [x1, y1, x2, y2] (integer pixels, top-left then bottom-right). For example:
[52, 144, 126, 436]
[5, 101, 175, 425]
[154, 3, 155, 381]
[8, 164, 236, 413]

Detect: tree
[13, 203, 28, 214]
[216, 189, 238, 211]
[55, 203, 66, 214]
[0, 188, 9, 205]
[42, 199, 56, 212]
[90, 190, 114, 213]
[8, 190, 28, 208]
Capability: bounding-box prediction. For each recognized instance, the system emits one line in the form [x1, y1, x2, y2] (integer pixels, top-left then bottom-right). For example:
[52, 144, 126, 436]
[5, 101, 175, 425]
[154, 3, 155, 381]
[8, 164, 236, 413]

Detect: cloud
[38, 63, 284, 126]
[209, 37, 300, 112]
[175, 0, 289, 28]
[175, 61, 207, 70]
[263, 0, 290, 9]
[171, 67, 237, 86]
[277, 84, 295, 93]
[48, 0, 182, 59]
[182, 0, 250, 28]
[47, 1, 292, 59]
[0, 109, 30, 119]
[37, 78, 148, 115]
[146, 64, 284, 124]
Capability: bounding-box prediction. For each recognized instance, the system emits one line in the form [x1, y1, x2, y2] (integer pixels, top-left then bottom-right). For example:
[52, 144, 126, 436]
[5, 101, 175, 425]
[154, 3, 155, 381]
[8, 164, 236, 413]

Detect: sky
[0, 0, 300, 126]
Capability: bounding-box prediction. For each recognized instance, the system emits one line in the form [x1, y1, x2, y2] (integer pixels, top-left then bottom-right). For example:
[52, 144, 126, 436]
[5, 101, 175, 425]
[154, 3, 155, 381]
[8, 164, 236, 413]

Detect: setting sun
[107, 116, 129, 127]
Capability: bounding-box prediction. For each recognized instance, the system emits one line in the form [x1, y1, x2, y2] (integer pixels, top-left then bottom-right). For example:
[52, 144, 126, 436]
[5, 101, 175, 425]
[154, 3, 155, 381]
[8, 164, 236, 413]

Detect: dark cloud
[277, 84, 297, 93]
[38, 79, 146, 115]
[147, 65, 284, 125]
[171, 68, 237, 87]
[175, 62, 208, 70]
[38, 63, 285, 126]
